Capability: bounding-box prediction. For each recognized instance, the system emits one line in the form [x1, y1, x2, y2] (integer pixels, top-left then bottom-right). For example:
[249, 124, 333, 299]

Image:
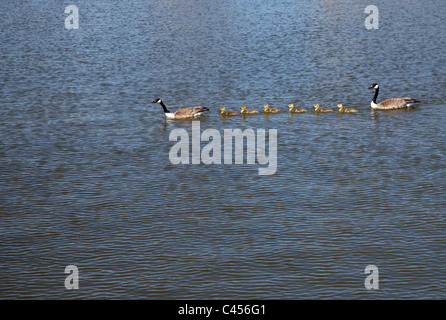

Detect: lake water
[0, 0, 445, 299]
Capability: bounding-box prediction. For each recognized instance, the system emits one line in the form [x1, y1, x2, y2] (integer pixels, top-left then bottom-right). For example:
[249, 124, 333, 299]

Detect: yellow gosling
[220, 107, 238, 116]
[288, 103, 307, 113]
[313, 104, 333, 113]
[241, 105, 259, 114]
[264, 104, 280, 113]
[337, 104, 358, 113]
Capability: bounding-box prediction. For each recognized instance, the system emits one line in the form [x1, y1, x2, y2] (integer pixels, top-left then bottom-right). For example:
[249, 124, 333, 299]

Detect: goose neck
[160, 101, 170, 113]
[372, 87, 379, 103]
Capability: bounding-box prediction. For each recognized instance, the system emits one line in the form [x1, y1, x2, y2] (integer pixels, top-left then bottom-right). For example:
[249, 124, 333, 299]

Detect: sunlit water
[0, 0, 445, 299]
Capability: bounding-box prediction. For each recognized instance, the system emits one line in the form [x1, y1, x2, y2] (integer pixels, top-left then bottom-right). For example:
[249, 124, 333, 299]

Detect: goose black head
[152, 98, 162, 104]
[369, 83, 379, 90]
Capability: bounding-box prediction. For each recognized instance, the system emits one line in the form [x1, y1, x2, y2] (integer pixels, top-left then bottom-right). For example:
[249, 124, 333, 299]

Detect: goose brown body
[152, 98, 209, 119]
[369, 83, 420, 110]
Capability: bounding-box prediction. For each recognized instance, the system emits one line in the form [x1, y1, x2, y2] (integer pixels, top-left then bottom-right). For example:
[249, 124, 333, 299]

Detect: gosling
[313, 104, 333, 112]
[241, 105, 259, 114]
[288, 103, 307, 113]
[337, 104, 358, 113]
[264, 104, 280, 113]
[220, 107, 238, 116]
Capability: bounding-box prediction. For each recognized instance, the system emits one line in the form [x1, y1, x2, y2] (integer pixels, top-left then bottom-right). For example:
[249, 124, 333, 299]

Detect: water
[0, 0, 445, 299]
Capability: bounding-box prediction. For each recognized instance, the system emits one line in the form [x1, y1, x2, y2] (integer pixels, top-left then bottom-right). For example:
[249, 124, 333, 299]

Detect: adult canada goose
[240, 105, 259, 114]
[337, 104, 358, 113]
[264, 104, 280, 113]
[369, 83, 420, 110]
[220, 107, 238, 116]
[152, 98, 209, 119]
[288, 103, 307, 113]
[313, 104, 333, 112]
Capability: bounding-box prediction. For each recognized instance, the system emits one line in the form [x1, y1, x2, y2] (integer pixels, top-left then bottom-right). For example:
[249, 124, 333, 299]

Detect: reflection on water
[0, 0, 445, 299]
